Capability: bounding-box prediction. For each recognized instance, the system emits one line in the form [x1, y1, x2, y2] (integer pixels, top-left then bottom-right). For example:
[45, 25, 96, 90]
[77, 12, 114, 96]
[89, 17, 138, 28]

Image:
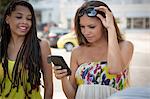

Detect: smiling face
[79, 14, 105, 44]
[6, 5, 32, 37]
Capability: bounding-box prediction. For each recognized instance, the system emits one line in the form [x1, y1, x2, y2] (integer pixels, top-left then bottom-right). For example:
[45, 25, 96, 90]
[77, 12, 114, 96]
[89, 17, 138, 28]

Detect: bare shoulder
[119, 40, 134, 50]
[71, 46, 83, 57]
[39, 39, 51, 55]
[70, 46, 84, 65]
[39, 39, 50, 48]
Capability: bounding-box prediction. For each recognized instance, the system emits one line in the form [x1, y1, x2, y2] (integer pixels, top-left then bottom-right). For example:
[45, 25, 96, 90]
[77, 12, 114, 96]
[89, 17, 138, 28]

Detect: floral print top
[75, 61, 128, 90]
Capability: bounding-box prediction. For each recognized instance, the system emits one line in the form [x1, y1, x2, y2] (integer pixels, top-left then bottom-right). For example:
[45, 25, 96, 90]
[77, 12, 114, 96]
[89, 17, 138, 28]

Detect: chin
[87, 40, 94, 43]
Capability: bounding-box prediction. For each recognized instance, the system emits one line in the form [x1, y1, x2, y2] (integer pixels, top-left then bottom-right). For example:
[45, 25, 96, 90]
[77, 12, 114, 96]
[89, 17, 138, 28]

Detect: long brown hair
[74, 1, 124, 46]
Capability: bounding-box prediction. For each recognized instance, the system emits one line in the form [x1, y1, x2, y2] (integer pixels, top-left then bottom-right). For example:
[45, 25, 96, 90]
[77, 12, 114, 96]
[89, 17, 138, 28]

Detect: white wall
[30, 0, 150, 30]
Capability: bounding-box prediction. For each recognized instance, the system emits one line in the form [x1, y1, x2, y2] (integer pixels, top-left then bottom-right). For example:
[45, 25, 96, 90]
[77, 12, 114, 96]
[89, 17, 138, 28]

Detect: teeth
[20, 26, 26, 30]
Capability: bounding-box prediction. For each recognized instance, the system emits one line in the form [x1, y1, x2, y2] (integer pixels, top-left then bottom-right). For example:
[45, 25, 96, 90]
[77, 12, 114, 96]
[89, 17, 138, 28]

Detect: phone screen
[47, 55, 71, 76]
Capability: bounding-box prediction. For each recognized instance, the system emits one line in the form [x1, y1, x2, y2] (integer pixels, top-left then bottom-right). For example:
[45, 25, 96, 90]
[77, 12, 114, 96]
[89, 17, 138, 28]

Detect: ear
[5, 15, 10, 24]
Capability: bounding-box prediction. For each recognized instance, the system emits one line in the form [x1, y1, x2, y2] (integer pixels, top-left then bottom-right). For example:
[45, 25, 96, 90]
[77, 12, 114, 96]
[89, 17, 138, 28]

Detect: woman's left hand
[95, 6, 114, 29]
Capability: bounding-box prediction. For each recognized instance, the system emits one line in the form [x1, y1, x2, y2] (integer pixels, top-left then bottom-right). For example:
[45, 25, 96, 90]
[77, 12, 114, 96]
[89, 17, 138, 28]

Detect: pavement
[41, 32, 150, 99]
[125, 32, 150, 87]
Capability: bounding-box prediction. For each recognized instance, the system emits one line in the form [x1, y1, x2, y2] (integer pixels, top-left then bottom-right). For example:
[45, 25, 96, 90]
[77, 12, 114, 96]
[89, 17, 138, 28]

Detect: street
[42, 32, 150, 99]
[125, 32, 150, 87]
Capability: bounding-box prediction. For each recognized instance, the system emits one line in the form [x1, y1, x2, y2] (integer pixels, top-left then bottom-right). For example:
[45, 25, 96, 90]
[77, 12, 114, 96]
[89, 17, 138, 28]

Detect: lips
[85, 36, 93, 39]
[19, 26, 29, 32]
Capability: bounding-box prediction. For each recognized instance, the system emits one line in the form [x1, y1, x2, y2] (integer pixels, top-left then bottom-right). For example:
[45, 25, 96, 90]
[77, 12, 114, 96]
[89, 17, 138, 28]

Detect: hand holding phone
[47, 55, 71, 76]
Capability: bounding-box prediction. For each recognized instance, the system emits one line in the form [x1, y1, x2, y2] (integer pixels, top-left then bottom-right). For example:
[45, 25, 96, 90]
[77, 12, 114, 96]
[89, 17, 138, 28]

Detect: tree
[0, 0, 11, 16]
[0, 0, 11, 30]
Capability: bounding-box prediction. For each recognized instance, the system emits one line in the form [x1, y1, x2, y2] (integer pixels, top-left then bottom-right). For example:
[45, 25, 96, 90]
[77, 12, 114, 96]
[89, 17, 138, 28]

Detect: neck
[89, 38, 107, 48]
[9, 36, 25, 49]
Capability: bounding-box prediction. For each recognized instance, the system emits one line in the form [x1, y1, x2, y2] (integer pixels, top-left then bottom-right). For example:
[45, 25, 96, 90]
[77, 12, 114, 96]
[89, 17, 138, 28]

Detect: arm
[107, 27, 134, 73]
[54, 47, 79, 99]
[40, 39, 53, 99]
[96, 6, 134, 74]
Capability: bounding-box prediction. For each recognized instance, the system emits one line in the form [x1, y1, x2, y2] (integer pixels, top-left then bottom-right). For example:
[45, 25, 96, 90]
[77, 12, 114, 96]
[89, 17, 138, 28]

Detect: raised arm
[96, 6, 134, 74]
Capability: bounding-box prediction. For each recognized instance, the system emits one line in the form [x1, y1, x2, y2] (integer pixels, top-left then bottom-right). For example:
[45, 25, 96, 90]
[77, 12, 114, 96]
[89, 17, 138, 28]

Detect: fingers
[95, 6, 110, 14]
[95, 6, 114, 28]
[95, 6, 113, 17]
[96, 14, 105, 23]
[55, 72, 68, 79]
[53, 66, 68, 79]
[53, 66, 61, 70]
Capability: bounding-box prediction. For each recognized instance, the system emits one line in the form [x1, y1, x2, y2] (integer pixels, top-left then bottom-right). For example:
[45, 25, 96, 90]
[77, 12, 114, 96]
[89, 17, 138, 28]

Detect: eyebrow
[15, 12, 32, 17]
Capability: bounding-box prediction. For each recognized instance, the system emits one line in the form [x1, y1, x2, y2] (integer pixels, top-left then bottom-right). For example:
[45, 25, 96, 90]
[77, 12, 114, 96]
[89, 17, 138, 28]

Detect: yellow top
[0, 60, 42, 99]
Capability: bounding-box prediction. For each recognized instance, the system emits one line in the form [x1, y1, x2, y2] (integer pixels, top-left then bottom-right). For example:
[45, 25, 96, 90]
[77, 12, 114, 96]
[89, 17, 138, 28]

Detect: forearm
[44, 81, 53, 99]
[61, 77, 76, 99]
[43, 69, 53, 99]
[107, 26, 124, 73]
[44, 90, 53, 99]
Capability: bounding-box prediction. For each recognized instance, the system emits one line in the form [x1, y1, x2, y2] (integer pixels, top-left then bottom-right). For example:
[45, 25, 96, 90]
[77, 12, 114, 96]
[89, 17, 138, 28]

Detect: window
[127, 18, 131, 29]
[133, 18, 144, 28]
[146, 18, 150, 29]
[127, 17, 150, 29]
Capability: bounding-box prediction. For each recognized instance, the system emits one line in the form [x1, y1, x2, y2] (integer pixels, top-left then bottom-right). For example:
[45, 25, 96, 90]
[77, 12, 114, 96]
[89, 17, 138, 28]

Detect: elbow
[108, 63, 126, 74]
[108, 68, 122, 74]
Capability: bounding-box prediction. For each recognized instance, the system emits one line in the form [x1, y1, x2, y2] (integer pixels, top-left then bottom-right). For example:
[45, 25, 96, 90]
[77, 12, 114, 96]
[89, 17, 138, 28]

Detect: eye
[16, 16, 22, 19]
[89, 26, 95, 28]
[80, 25, 85, 28]
[27, 15, 32, 21]
[27, 17, 32, 21]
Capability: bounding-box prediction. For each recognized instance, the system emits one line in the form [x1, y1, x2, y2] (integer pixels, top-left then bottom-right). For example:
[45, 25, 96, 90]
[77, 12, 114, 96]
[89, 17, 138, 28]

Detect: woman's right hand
[53, 66, 68, 79]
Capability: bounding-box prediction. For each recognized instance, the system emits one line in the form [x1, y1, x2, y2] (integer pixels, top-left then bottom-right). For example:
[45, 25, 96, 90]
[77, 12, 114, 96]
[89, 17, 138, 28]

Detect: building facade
[29, 0, 150, 32]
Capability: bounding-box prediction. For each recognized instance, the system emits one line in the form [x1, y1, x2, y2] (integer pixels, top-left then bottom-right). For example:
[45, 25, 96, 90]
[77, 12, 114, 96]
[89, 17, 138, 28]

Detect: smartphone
[47, 55, 71, 76]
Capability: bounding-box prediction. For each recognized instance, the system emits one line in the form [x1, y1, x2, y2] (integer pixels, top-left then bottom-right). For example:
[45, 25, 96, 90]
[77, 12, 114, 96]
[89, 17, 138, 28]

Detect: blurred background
[0, 0, 150, 99]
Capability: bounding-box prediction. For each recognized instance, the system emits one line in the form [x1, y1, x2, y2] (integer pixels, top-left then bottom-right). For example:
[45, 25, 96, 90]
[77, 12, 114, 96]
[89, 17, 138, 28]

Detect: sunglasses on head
[79, 6, 106, 18]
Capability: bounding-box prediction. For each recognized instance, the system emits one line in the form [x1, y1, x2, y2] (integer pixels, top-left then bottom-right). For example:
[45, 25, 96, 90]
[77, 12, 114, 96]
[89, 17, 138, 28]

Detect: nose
[21, 18, 28, 24]
[83, 27, 90, 35]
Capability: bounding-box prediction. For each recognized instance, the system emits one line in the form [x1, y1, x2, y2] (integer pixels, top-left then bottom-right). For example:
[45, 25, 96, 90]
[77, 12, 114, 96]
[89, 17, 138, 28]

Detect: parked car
[57, 32, 78, 52]
[48, 27, 70, 47]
